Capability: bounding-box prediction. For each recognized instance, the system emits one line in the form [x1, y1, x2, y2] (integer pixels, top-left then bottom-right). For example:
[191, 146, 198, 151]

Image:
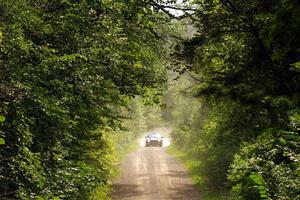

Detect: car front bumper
[146, 140, 163, 146]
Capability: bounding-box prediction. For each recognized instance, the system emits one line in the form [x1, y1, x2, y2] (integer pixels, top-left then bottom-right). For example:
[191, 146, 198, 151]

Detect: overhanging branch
[147, 0, 198, 20]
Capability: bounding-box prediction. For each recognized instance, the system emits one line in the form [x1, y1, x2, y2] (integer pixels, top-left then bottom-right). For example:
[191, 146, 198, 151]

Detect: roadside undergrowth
[113, 140, 139, 177]
[167, 144, 221, 200]
[92, 133, 140, 200]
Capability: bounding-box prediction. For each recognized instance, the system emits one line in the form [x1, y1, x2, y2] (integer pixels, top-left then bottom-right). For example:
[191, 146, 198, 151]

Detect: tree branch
[148, 0, 197, 12]
[147, 0, 198, 20]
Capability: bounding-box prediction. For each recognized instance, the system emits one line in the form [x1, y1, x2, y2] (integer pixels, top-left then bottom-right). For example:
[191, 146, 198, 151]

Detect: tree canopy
[0, 0, 173, 199]
[0, 0, 299, 199]
[169, 0, 300, 199]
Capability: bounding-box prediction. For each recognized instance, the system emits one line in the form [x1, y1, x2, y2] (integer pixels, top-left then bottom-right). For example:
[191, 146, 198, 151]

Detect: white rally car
[145, 133, 163, 147]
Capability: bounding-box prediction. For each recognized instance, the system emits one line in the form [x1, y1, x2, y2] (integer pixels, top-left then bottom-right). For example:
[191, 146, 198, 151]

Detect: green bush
[228, 130, 300, 200]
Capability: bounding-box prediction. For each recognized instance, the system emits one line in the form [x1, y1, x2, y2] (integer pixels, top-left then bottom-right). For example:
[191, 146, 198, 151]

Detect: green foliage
[0, 115, 5, 145]
[168, 0, 300, 199]
[0, 0, 172, 199]
[0, 116, 5, 123]
[228, 130, 300, 200]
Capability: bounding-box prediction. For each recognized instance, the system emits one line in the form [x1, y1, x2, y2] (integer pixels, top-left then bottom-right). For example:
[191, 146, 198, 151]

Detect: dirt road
[112, 146, 202, 200]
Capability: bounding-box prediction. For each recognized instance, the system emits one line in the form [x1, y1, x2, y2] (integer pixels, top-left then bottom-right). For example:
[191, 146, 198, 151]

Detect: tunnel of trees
[0, 0, 299, 199]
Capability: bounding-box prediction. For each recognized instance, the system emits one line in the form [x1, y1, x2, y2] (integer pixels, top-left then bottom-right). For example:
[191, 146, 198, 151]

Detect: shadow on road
[159, 170, 189, 178]
[112, 183, 148, 199]
[166, 183, 201, 200]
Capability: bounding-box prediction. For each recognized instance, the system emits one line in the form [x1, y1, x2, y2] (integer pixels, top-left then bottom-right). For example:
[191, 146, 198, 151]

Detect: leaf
[250, 173, 264, 185]
[291, 61, 300, 72]
[260, 194, 268, 198]
[0, 137, 5, 145]
[0, 115, 6, 122]
[0, 115, 5, 123]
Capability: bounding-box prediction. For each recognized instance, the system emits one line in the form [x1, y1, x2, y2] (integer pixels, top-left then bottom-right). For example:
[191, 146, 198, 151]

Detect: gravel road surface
[112, 146, 201, 200]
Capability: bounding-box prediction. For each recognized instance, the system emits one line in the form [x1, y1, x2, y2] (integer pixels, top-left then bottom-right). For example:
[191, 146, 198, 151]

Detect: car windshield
[148, 133, 161, 138]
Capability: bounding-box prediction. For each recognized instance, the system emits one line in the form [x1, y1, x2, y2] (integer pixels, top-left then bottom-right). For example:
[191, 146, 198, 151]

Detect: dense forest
[0, 0, 172, 199]
[0, 0, 299, 200]
[168, 0, 300, 200]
